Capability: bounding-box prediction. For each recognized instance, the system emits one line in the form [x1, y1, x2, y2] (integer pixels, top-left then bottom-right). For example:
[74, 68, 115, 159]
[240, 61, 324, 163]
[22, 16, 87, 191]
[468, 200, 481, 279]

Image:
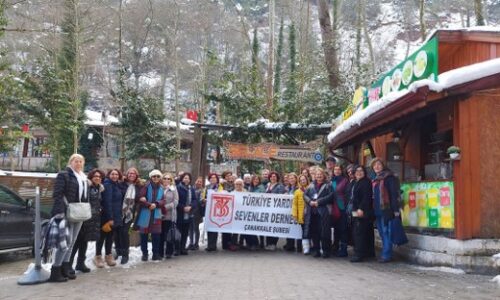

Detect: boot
[76, 256, 91, 273]
[302, 239, 310, 255]
[48, 265, 68, 283]
[61, 262, 76, 280]
[105, 254, 116, 267]
[336, 243, 348, 257]
[93, 255, 105, 268]
[120, 250, 129, 265]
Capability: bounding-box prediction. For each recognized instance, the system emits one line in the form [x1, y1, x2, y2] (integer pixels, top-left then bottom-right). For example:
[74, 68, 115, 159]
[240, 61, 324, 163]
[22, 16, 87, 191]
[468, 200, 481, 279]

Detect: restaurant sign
[223, 142, 322, 163]
[401, 181, 454, 229]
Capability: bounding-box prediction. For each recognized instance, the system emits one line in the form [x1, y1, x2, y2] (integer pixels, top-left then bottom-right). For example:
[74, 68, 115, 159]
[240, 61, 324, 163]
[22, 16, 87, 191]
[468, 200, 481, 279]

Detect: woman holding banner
[303, 168, 335, 258]
[204, 173, 224, 252]
[292, 174, 310, 254]
[136, 170, 166, 261]
[265, 172, 286, 251]
[284, 173, 300, 252]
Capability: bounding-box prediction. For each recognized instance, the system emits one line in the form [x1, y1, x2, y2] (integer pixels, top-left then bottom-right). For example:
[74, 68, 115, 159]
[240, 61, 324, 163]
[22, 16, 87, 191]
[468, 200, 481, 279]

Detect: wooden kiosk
[328, 28, 500, 273]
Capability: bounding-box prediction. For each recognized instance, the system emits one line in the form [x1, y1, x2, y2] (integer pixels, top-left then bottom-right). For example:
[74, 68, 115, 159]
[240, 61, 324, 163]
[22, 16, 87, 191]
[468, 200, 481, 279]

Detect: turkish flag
[22, 124, 30, 132]
[186, 110, 198, 122]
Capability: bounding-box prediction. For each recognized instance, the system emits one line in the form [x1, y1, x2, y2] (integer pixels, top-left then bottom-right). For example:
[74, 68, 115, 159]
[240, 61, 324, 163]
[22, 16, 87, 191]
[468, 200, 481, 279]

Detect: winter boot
[93, 255, 105, 268]
[336, 243, 348, 257]
[302, 239, 310, 255]
[48, 266, 68, 283]
[75, 256, 91, 273]
[105, 254, 116, 267]
[61, 262, 77, 280]
[120, 250, 129, 265]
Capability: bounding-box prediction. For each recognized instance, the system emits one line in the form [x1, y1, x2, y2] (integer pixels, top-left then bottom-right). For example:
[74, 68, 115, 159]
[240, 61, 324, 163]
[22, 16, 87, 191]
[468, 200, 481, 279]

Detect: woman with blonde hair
[49, 154, 88, 282]
[284, 173, 300, 252]
[159, 173, 179, 259]
[303, 168, 334, 258]
[292, 174, 311, 254]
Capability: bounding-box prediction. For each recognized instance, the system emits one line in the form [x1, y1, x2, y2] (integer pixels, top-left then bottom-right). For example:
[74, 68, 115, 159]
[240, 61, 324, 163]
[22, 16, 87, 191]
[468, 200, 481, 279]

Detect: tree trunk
[317, 0, 340, 89]
[266, 0, 275, 117]
[474, 0, 485, 25]
[355, 0, 362, 87]
[419, 0, 426, 42]
[362, 0, 375, 76]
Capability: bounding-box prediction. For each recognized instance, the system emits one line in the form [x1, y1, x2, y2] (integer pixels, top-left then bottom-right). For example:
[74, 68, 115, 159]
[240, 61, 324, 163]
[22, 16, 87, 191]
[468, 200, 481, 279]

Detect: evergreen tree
[273, 16, 284, 98]
[250, 28, 260, 99]
[282, 23, 298, 121]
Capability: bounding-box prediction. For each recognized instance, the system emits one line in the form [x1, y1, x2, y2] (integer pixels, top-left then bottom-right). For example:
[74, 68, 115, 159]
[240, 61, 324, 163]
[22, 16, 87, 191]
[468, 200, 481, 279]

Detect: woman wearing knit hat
[136, 169, 166, 261]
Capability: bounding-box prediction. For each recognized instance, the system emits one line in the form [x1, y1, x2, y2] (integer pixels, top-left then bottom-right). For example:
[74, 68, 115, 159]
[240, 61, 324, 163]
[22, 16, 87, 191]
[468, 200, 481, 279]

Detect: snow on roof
[163, 120, 192, 131]
[328, 57, 500, 143]
[248, 118, 332, 130]
[84, 110, 119, 126]
[0, 170, 57, 178]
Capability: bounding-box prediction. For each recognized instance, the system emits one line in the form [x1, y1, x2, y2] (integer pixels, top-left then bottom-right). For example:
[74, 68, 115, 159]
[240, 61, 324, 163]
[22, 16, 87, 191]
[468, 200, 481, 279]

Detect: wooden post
[191, 125, 203, 180]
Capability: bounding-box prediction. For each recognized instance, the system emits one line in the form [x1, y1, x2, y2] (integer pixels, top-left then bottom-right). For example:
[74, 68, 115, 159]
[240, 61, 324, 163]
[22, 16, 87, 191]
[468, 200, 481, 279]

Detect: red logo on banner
[409, 191, 416, 209]
[186, 110, 198, 122]
[209, 194, 234, 228]
[439, 187, 451, 206]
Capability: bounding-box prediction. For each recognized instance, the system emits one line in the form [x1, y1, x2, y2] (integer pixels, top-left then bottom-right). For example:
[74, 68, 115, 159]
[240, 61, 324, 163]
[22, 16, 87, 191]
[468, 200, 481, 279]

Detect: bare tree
[317, 0, 340, 89]
[266, 0, 275, 116]
[474, 0, 485, 25]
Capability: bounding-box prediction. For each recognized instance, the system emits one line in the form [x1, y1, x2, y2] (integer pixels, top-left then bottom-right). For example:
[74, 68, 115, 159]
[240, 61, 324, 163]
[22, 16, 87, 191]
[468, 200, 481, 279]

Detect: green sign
[367, 36, 439, 104]
[401, 181, 454, 229]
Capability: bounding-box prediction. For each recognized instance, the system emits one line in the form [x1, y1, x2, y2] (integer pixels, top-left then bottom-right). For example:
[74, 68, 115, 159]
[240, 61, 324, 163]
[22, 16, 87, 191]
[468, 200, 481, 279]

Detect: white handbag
[64, 196, 91, 222]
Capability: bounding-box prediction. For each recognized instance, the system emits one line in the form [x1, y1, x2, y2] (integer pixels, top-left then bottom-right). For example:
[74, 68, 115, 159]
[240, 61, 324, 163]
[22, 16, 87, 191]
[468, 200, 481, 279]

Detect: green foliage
[118, 79, 178, 169]
[281, 23, 298, 122]
[273, 16, 284, 97]
[79, 127, 104, 171]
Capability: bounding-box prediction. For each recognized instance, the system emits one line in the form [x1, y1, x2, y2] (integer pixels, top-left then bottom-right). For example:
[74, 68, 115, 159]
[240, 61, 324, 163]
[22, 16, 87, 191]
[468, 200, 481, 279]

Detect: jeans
[114, 221, 132, 256]
[96, 228, 114, 256]
[333, 210, 349, 249]
[376, 216, 393, 260]
[53, 221, 82, 267]
[140, 233, 161, 256]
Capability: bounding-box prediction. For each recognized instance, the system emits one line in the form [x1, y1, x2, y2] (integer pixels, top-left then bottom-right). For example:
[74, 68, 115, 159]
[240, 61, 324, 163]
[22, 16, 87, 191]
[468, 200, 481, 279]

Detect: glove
[102, 220, 113, 233]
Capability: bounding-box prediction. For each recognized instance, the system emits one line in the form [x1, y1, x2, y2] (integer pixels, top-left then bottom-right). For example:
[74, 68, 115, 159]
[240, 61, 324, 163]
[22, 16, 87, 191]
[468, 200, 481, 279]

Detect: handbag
[166, 222, 181, 243]
[390, 217, 408, 246]
[64, 195, 91, 222]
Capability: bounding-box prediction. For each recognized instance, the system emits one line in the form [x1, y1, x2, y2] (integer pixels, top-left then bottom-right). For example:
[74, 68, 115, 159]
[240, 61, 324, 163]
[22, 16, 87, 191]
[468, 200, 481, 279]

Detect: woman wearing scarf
[69, 168, 104, 274]
[350, 165, 375, 262]
[188, 177, 204, 251]
[159, 173, 179, 259]
[303, 168, 335, 258]
[137, 169, 166, 261]
[49, 154, 88, 282]
[176, 172, 198, 255]
[371, 158, 401, 263]
[331, 165, 349, 257]
[115, 168, 142, 265]
[204, 173, 224, 252]
[264, 172, 286, 251]
[284, 173, 300, 252]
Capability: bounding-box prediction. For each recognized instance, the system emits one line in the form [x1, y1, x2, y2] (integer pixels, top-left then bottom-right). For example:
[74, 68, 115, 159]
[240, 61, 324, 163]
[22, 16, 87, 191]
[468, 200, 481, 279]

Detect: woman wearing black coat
[176, 173, 198, 255]
[303, 168, 335, 258]
[264, 172, 287, 251]
[49, 154, 88, 282]
[69, 169, 104, 273]
[349, 166, 375, 262]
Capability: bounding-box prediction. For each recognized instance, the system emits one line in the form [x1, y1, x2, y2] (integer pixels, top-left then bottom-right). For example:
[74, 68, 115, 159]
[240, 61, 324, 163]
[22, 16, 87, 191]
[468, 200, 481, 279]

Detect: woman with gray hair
[49, 154, 88, 282]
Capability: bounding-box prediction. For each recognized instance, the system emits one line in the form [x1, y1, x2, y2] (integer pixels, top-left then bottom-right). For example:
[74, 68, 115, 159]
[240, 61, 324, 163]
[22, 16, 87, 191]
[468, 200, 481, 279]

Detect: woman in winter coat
[350, 165, 375, 263]
[188, 177, 204, 251]
[159, 173, 179, 259]
[204, 173, 224, 251]
[303, 168, 335, 258]
[69, 168, 104, 274]
[292, 174, 310, 254]
[49, 154, 88, 282]
[176, 172, 198, 255]
[264, 171, 286, 251]
[249, 175, 265, 193]
[115, 167, 142, 265]
[331, 165, 350, 257]
[371, 157, 401, 263]
[136, 170, 166, 261]
[94, 169, 124, 267]
[284, 173, 300, 252]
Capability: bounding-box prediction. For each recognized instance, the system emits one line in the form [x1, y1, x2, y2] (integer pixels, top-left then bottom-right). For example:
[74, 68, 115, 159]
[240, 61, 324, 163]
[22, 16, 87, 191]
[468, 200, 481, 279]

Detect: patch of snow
[328, 58, 500, 143]
[0, 170, 57, 178]
[414, 266, 466, 275]
[181, 118, 196, 125]
[163, 120, 192, 131]
[491, 275, 500, 286]
[493, 253, 500, 259]
[85, 110, 119, 127]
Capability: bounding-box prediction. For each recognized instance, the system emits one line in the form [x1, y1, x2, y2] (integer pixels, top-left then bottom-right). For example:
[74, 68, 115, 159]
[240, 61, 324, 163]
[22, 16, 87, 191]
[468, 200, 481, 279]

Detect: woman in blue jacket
[94, 169, 124, 268]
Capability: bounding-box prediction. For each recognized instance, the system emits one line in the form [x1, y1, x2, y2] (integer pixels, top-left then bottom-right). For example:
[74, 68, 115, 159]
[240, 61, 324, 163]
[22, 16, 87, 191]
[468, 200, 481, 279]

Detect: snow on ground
[413, 266, 466, 275]
[491, 275, 500, 286]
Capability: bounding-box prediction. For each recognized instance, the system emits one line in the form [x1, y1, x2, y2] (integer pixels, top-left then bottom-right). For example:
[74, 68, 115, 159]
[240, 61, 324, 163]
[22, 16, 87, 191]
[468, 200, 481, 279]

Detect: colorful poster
[205, 191, 303, 239]
[401, 181, 454, 229]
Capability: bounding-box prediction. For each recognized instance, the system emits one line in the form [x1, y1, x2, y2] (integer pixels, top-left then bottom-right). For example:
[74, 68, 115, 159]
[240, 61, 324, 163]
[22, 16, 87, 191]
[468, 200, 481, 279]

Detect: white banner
[205, 191, 302, 239]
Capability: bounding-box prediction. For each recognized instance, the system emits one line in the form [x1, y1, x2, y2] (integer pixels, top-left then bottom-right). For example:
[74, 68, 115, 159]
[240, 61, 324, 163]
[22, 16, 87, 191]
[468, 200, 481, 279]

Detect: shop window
[31, 137, 51, 158]
[420, 114, 453, 180]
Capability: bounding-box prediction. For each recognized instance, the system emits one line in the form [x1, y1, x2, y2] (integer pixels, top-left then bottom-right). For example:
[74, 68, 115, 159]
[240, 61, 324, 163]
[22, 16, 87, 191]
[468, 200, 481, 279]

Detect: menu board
[401, 181, 454, 229]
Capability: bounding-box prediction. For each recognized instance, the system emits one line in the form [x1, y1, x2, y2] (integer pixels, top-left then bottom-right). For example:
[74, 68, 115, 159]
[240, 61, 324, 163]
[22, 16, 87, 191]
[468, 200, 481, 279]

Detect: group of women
[47, 153, 402, 283]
